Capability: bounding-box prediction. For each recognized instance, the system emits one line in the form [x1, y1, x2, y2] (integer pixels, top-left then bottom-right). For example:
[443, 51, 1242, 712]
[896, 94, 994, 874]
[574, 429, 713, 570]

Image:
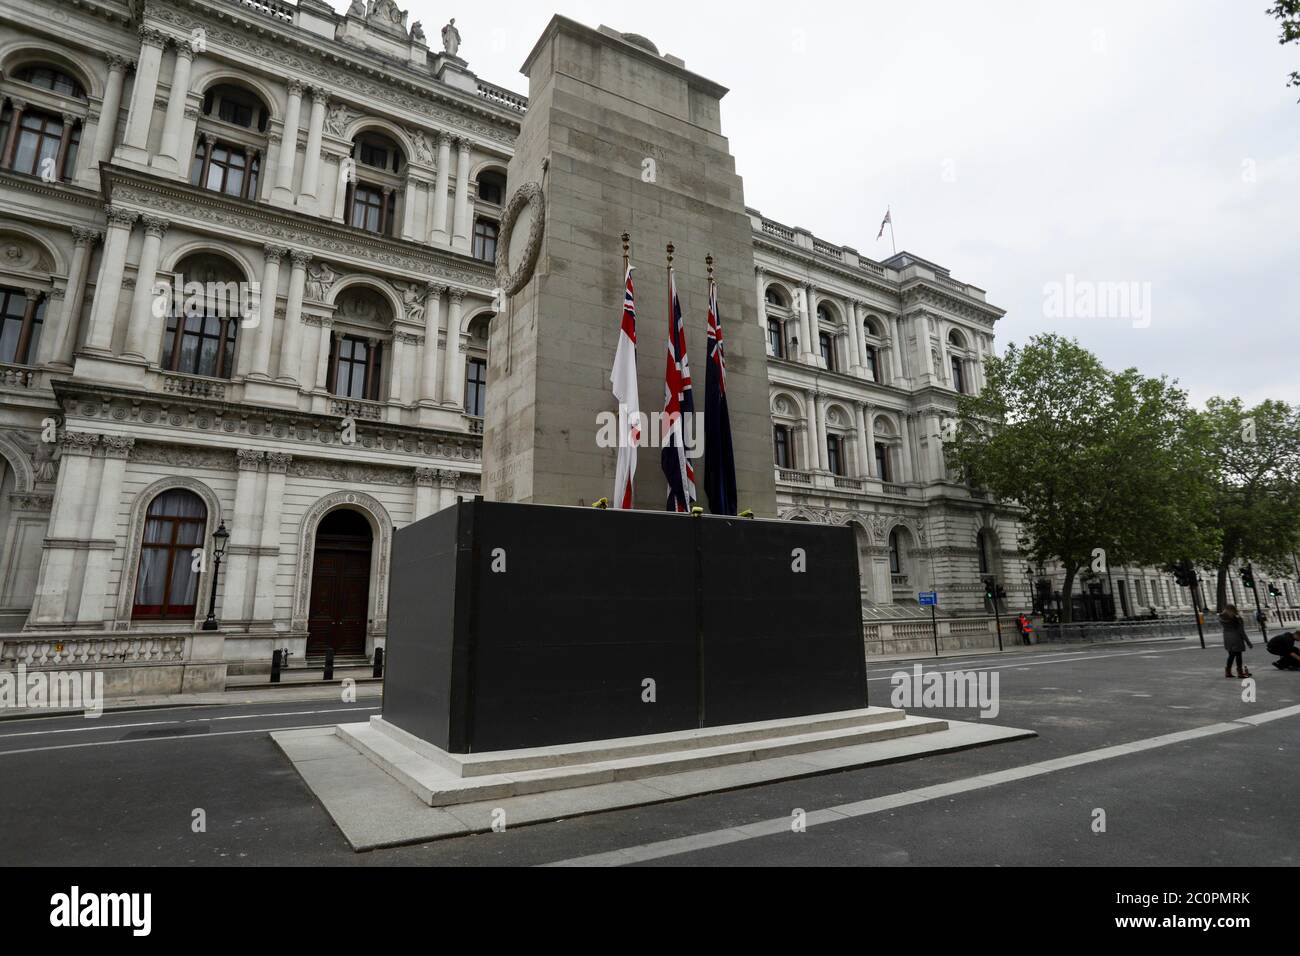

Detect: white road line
[0, 706, 380, 740]
[863, 641, 1196, 675]
[541, 705, 1300, 867]
[866, 644, 1198, 681]
[0, 723, 342, 757]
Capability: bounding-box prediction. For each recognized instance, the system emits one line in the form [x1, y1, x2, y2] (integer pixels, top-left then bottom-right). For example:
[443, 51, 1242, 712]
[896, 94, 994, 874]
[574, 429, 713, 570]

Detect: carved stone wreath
[495, 181, 546, 297]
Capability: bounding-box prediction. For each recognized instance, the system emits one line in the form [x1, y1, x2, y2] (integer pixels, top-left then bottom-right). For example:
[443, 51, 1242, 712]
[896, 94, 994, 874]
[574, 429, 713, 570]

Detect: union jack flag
[660, 265, 696, 513]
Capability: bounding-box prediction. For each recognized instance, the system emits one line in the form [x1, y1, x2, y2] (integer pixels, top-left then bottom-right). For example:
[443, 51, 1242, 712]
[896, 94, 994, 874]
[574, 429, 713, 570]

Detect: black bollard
[270, 648, 283, 684]
[324, 647, 334, 682]
[372, 647, 384, 679]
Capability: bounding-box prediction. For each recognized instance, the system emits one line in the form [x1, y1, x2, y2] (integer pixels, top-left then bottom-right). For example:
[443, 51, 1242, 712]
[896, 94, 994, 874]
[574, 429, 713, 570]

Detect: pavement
[0, 636, 1295, 866]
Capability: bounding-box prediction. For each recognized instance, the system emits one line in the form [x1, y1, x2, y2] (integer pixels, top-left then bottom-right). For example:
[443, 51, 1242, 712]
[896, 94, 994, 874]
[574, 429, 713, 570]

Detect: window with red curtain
[132, 489, 207, 621]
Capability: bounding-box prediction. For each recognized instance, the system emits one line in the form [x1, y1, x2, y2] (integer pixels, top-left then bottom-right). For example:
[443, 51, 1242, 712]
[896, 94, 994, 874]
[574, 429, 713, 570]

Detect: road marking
[541, 705, 1300, 867]
[0, 707, 380, 740]
[0, 723, 345, 757]
[863, 641, 1197, 676]
[866, 645, 1198, 682]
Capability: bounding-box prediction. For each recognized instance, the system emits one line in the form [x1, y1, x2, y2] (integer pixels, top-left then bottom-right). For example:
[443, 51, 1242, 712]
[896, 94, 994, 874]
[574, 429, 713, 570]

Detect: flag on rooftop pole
[877, 207, 892, 240]
[610, 233, 640, 510]
[702, 255, 737, 516]
[660, 243, 696, 513]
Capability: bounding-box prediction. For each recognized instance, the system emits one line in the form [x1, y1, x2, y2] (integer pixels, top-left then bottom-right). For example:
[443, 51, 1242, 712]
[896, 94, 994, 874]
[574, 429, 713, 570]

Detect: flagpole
[889, 208, 897, 256]
[622, 231, 630, 274]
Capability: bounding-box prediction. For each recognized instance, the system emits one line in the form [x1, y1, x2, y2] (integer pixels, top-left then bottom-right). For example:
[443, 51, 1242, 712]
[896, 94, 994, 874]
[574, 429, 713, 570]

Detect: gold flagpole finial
[621, 232, 630, 269]
[705, 254, 715, 282]
[666, 243, 675, 268]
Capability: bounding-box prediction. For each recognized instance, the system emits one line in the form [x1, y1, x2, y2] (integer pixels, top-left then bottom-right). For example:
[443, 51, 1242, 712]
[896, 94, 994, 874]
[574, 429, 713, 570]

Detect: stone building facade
[4, 1, 1284, 683]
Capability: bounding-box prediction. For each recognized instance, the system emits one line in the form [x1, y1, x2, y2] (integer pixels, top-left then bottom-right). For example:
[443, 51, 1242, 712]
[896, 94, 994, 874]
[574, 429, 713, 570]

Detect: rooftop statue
[442, 18, 461, 57]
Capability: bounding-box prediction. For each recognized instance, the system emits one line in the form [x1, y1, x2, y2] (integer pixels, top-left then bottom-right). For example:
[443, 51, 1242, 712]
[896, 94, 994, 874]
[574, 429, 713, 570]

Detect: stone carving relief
[306, 261, 339, 302]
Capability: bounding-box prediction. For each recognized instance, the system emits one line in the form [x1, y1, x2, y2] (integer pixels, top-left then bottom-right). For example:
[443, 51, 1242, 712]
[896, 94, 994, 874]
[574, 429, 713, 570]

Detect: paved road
[1, 639, 1295, 866]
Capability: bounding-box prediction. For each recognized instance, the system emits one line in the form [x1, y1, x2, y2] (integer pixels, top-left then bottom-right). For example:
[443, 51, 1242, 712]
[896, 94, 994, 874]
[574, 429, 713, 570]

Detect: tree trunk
[1216, 563, 1229, 613]
[1061, 564, 1078, 624]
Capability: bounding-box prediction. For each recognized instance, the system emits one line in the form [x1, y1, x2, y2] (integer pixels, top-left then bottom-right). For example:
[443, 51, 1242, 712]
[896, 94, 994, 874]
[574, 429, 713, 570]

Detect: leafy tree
[1268, 1, 1300, 96]
[949, 334, 1211, 622]
[1196, 397, 1300, 610]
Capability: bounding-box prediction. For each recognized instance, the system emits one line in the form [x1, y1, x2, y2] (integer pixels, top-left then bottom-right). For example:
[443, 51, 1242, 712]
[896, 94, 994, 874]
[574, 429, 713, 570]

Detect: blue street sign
[919, 591, 938, 607]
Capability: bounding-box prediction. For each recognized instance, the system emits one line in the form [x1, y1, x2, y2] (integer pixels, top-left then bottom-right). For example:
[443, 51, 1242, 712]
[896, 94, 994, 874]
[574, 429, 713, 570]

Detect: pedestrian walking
[1219, 605, 1253, 679]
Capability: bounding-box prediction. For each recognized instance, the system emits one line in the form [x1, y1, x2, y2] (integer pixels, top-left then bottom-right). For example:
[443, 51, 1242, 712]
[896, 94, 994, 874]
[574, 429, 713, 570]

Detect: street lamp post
[202, 522, 230, 632]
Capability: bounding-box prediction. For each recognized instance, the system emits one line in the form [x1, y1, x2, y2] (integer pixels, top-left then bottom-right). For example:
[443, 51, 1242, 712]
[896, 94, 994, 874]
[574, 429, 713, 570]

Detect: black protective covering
[383, 500, 866, 753]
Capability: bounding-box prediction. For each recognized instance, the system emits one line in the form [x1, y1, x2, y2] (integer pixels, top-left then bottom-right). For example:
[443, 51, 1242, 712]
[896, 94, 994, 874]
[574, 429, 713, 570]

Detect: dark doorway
[1117, 580, 1131, 619]
[307, 509, 373, 656]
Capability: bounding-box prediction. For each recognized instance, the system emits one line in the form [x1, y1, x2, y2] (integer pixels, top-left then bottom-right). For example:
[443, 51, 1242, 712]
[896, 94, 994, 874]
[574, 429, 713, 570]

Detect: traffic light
[982, 576, 996, 602]
[1172, 561, 1195, 588]
[1241, 565, 1256, 589]
[1268, 583, 1281, 599]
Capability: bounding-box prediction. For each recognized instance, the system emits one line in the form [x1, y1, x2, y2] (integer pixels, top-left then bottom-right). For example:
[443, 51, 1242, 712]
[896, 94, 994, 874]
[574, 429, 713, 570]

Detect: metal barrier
[1038, 618, 1201, 644]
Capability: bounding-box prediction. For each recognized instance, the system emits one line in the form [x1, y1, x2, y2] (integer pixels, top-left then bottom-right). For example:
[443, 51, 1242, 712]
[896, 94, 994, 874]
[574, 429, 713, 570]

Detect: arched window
[191, 84, 269, 199]
[3, 64, 86, 180]
[477, 169, 506, 206]
[977, 530, 990, 575]
[765, 287, 786, 307]
[132, 489, 207, 621]
[346, 131, 404, 236]
[163, 254, 243, 379]
[767, 318, 785, 358]
[13, 64, 86, 99]
[864, 344, 879, 380]
[327, 286, 391, 402]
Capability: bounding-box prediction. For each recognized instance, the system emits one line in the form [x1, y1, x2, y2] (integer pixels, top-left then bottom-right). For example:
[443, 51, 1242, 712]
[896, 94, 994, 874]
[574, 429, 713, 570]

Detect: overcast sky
[342, 1, 1299, 408]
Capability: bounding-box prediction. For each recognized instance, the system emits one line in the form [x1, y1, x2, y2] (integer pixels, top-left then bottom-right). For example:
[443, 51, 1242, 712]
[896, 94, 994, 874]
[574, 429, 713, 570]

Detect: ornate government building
[0, 0, 1220, 683]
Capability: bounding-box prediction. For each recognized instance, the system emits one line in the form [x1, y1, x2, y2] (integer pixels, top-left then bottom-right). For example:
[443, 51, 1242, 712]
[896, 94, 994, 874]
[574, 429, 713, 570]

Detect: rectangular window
[0, 287, 44, 366]
[163, 313, 236, 379]
[826, 435, 843, 476]
[874, 442, 891, 483]
[865, 346, 878, 380]
[11, 111, 63, 178]
[819, 331, 835, 371]
[217, 99, 253, 128]
[465, 357, 487, 417]
[349, 185, 393, 235]
[472, 220, 498, 263]
[773, 425, 790, 469]
[951, 356, 965, 394]
[332, 335, 383, 401]
[767, 319, 784, 358]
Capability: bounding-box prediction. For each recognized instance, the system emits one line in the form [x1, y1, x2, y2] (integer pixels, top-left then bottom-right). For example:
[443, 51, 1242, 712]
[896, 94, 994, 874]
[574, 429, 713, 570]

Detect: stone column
[124, 215, 169, 361]
[277, 250, 311, 384]
[898, 413, 915, 483]
[118, 27, 167, 163]
[431, 132, 451, 244]
[815, 394, 829, 472]
[84, 55, 129, 184]
[451, 137, 472, 252]
[76, 435, 134, 624]
[438, 470, 460, 511]
[313, 318, 334, 393]
[917, 312, 936, 379]
[273, 80, 304, 202]
[754, 266, 767, 332]
[152, 42, 195, 173]
[389, 331, 406, 404]
[29, 433, 98, 624]
[252, 453, 290, 623]
[889, 314, 905, 382]
[85, 206, 137, 354]
[297, 87, 327, 213]
[34, 288, 66, 365]
[420, 283, 445, 403]
[803, 391, 819, 471]
[221, 449, 263, 625]
[846, 299, 864, 376]
[800, 284, 816, 364]
[937, 319, 951, 385]
[857, 402, 873, 478]
[401, 173, 419, 240]
[413, 469, 438, 522]
[51, 228, 99, 368]
[441, 289, 465, 407]
[248, 244, 286, 379]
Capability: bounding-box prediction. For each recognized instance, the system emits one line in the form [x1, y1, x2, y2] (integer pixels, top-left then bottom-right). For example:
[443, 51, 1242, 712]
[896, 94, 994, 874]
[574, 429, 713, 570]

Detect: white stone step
[339, 709, 948, 807]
